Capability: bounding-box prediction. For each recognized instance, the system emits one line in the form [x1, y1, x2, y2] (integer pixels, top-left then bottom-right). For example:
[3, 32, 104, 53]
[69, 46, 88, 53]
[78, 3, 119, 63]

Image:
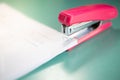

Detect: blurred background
[0, 0, 120, 80]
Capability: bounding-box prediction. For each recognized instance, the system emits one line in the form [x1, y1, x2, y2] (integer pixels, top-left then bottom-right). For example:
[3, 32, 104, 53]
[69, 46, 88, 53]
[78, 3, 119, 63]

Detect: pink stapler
[58, 4, 118, 50]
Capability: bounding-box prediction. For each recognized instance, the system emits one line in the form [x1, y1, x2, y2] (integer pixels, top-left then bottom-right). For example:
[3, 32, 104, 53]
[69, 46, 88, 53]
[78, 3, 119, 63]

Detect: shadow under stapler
[63, 27, 120, 73]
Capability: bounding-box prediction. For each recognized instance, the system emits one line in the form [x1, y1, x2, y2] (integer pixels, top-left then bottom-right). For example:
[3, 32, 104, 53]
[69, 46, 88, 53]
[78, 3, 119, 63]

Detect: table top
[2, 0, 120, 80]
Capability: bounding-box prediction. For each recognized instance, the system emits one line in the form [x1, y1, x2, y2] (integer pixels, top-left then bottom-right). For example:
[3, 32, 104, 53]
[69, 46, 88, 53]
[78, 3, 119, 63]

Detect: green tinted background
[1, 0, 120, 80]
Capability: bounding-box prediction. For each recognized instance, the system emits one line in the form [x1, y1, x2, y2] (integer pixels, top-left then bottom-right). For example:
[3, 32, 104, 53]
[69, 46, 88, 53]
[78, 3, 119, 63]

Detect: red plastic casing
[58, 4, 118, 50]
[58, 4, 118, 26]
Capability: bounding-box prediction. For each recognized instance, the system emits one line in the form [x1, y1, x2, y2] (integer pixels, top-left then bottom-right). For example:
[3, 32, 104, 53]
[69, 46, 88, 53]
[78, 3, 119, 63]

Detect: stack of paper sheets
[0, 3, 77, 80]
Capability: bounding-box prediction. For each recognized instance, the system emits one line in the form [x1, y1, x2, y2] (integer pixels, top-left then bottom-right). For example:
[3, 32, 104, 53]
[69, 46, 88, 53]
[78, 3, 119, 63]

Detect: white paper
[0, 3, 77, 80]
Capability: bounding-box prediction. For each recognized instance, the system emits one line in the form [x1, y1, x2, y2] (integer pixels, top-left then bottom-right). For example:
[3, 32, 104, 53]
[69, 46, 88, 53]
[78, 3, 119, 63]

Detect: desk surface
[2, 0, 120, 80]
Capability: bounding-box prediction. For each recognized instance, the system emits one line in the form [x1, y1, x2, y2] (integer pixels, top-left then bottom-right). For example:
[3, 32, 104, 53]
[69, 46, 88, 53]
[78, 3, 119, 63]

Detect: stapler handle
[58, 4, 118, 26]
